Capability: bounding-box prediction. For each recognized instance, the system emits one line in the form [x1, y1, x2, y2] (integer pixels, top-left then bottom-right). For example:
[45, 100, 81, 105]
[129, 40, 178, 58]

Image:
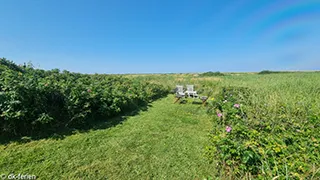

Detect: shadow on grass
[0, 99, 160, 146]
[191, 101, 203, 105]
[178, 99, 188, 104]
[177, 98, 206, 105]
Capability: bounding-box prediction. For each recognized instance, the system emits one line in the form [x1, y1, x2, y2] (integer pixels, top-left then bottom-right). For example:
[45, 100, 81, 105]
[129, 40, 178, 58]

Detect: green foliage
[1, 71, 320, 178]
[200, 71, 225, 77]
[0, 58, 169, 137]
[258, 70, 290, 74]
[0, 58, 25, 73]
[205, 86, 320, 179]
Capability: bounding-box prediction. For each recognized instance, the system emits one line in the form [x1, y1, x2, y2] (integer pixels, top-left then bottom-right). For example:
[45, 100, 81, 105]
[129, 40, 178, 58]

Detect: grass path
[0, 95, 216, 179]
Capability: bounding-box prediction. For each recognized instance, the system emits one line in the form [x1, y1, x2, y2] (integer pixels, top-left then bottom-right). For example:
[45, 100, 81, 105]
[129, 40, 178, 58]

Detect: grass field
[1, 72, 319, 179]
[0, 95, 217, 179]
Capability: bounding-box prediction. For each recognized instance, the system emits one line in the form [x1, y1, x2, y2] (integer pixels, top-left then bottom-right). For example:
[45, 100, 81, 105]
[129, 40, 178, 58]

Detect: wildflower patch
[205, 86, 320, 179]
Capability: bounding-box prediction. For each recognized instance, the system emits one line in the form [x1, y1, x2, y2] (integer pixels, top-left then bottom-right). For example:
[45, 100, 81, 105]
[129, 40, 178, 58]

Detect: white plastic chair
[185, 85, 198, 98]
[174, 85, 185, 103]
[175, 85, 185, 96]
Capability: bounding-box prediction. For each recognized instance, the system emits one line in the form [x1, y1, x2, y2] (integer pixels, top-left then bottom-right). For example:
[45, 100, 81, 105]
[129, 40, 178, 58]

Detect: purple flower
[217, 113, 222, 117]
[226, 126, 232, 133]
[234, 104, 240, 108]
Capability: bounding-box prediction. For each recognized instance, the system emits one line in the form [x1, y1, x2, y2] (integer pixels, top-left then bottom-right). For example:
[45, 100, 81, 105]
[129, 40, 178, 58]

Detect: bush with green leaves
[258, 70, 291, 74]
[205, 86, 320, 179]
[0, 58, 169, 137]
[200, 71, 225, 77]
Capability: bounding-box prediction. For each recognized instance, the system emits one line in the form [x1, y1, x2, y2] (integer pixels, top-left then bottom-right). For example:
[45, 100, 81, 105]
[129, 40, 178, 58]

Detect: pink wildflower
[87, 89, 92, 93]
[226, 126, 232, 133]
[217, 113, 222, 117]
[234, 104, 240, 108]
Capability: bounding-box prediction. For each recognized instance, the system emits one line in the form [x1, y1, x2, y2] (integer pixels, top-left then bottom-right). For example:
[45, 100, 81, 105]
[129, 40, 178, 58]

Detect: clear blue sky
[1, 0, 320, 73]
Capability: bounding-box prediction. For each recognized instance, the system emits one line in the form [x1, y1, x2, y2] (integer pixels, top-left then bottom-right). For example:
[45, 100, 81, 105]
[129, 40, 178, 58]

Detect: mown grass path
[0, 95, 216, 179]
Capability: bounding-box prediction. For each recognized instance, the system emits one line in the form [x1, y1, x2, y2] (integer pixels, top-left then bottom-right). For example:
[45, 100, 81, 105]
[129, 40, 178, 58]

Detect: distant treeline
[200, 71, 225, 77]
[258, 70, 298, 74]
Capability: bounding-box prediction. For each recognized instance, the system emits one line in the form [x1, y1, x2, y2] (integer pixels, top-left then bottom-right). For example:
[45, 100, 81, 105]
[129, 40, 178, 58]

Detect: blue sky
[1, 0, 320, 73]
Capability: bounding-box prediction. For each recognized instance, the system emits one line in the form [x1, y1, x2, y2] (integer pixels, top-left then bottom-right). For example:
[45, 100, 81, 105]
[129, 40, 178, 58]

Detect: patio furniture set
[174, 85, 208, 105]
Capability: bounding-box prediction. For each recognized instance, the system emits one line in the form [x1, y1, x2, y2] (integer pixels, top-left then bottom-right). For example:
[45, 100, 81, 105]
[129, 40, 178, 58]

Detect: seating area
[174, 85, 208, 105]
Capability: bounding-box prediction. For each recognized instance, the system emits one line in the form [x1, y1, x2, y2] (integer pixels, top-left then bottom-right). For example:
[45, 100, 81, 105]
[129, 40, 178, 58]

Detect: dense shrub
[0, 58, 26, 73]
[205, 86, 320, 179]
[0, 58, 169, 137]
[258, 70, 290, 74]
[200, 71, 225, 77]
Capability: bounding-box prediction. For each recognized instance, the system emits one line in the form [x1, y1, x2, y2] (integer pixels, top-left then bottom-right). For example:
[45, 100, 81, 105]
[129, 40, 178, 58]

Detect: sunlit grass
[0, 96, 216, 179]
[1, 72, 319, 179]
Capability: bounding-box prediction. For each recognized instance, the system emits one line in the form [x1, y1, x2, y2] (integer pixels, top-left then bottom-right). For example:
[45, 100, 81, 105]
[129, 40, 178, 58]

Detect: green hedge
[0, 58, 169, 137]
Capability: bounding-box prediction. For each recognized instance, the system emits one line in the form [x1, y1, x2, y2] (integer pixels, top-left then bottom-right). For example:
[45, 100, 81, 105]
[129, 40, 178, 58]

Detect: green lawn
[0, 95, 217, 179]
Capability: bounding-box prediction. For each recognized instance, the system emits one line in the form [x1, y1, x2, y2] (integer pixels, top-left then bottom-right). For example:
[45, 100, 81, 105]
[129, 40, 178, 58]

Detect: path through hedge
[0, 95, 217, 179]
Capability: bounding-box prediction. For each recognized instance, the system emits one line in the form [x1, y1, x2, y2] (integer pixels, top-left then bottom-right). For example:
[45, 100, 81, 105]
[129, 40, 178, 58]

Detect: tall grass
[127, 72, 320, 178]
[205, 73, 320, 179]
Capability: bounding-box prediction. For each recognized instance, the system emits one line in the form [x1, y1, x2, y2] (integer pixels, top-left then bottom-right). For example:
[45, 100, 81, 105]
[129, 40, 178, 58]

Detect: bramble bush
[205, 86, 320, 179]
[0, 58, 169, 137]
